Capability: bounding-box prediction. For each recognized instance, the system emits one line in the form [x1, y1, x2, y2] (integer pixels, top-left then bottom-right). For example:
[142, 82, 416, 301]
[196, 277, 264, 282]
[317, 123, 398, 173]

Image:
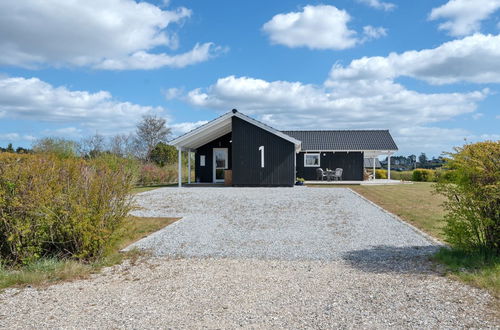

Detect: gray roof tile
[282, 130, 398, 151]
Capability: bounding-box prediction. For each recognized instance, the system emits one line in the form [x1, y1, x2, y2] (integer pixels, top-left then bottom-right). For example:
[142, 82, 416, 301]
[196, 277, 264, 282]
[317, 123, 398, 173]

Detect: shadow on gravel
[342, 245, 440, 274]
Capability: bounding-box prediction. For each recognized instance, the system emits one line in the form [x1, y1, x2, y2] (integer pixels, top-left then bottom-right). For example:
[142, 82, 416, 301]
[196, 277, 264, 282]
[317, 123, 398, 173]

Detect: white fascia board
[170, 112, 233, 147]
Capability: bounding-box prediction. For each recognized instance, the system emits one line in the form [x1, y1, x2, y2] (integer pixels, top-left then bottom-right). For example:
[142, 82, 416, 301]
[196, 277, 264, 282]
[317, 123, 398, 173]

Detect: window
[304, 153, 320, 167]
[200, 155, 205, 166]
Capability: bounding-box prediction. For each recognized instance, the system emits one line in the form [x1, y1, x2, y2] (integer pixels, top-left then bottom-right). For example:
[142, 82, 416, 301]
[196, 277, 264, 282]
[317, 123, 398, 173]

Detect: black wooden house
[170, 109, 398, 186]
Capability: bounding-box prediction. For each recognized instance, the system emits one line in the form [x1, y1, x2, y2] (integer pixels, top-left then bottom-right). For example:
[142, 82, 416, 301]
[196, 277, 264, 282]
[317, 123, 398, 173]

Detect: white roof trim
[169, 110, 302, 150]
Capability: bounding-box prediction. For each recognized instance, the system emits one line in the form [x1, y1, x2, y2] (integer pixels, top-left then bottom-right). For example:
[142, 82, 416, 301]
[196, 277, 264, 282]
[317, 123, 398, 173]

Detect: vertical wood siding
[295, 151, 363, 181]
[194, 133, 232, 183]
[232, 116, 295, 186]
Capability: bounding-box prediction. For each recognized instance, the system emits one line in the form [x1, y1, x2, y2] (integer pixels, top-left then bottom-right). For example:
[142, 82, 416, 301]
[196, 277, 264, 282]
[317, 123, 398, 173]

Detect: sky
[0, 0, 499, 157]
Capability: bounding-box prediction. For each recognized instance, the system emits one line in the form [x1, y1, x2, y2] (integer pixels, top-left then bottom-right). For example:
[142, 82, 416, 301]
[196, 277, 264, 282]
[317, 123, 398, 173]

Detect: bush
[375, 169, 387, 179]
[149, 142, 177, 167]
[412, 169, 435, 182]
[390, 171, 413, 181]
[137, 163, 177, 186]
[0, 153, 136, 265]
[32, 137, 78, 158]
[435, 141, 500, 254]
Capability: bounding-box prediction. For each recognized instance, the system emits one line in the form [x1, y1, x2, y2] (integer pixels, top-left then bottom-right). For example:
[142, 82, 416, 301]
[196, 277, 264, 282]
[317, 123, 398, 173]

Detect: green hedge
[412, 169, 435, 182]
[0, 153, 136, 265]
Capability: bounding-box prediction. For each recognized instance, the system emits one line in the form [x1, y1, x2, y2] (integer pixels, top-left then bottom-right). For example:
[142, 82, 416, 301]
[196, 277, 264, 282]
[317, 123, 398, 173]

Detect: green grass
[132, 183, 177, 194]
[433, 249, 500, 298]
[308, 182, 499, 296]
[0, 216, 179, 290]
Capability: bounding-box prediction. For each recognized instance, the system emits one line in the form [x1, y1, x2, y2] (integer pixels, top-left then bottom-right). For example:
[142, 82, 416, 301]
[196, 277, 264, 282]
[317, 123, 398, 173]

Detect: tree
[435, 141, 499, 254]
[135, 115, 171, 161]
[109, 133, 136, 158]
[6, 143, 14, 153]
[80, 133, 105, 158]
[418, 153, 428, 166]
[15, 147, 30, 154]
[149, 142, 177, 167]
[409, 154, 417, 169]
[32, 137, 77, 158]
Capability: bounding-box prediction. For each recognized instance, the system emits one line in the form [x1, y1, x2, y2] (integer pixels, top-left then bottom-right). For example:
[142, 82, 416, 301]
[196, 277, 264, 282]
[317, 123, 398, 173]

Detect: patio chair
[332, 168, 343, 181]
[316, 168, 327, 181]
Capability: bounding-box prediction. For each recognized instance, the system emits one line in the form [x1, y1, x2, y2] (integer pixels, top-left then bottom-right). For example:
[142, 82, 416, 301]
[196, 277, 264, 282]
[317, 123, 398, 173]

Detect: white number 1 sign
[259, 146, 264, 168]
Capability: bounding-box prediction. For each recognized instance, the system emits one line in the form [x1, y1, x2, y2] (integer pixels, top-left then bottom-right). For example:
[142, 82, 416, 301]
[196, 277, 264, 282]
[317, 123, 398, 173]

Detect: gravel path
[127, 187, 437, 262]
[0, 187, 498, 328]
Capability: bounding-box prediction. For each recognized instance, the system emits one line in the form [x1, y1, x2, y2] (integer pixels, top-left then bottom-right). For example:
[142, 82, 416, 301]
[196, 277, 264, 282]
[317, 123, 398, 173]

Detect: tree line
[0, 115, 179, 167]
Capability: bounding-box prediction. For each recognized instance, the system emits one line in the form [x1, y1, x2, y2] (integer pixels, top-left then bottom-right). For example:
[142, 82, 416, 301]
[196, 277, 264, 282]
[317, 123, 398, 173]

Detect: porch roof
[169, 109, 302, 151]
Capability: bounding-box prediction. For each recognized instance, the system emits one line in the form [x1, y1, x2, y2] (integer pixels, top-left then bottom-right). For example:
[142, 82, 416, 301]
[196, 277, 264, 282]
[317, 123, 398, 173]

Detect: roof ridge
[281, 129, 390, 132]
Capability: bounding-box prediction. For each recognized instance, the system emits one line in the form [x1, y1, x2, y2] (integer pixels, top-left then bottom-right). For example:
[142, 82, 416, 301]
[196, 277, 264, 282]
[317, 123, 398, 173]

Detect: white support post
[388, 154, 391, 181]
[187, 151, 191, 184]
[373, 157, 376, 180]
[178, 148, 182, 188]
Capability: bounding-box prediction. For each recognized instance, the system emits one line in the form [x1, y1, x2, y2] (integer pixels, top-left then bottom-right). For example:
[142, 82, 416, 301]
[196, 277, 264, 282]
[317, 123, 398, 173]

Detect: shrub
[32, 137, 78, 158]
[137, 163, 177, 186]
[375, 169, 387, 179]
[390, 171, 413, 181]
[149, 142, 177, 167]
[412, 169, 435, 182]
[434, 141, 500, 254]
[0, 153, 135, 265]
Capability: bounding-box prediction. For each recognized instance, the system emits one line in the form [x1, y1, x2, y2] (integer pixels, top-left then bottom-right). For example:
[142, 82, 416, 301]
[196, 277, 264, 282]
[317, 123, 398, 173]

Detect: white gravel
[127, 187, 438, 263]
[0, 187, 498, 328]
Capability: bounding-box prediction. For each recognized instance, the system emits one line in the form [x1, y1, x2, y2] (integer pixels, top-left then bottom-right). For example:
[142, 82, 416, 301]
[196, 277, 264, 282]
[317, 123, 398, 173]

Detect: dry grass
[349, 183, 447, 240]
[0, 216, 178, 290]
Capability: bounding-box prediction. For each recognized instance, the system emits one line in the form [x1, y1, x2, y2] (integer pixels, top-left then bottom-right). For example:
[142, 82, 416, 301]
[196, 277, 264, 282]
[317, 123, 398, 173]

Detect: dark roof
[281, 130, 398, 151]
[364, 158, 382, 168]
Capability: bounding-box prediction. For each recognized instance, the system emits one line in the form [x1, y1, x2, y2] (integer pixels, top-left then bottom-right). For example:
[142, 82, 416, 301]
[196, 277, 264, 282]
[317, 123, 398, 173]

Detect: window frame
[304, 153, 321, 167]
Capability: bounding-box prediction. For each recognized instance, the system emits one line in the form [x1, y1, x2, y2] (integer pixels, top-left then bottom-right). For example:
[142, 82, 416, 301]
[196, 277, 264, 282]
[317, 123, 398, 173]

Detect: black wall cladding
[194, 132, 232, 183]
[231, 116, 295, 186]
[295, 151, 363, 181]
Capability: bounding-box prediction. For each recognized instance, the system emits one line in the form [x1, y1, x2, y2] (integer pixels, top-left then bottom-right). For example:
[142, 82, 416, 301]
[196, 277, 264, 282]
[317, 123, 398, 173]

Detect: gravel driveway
[0, 187, 498, 329]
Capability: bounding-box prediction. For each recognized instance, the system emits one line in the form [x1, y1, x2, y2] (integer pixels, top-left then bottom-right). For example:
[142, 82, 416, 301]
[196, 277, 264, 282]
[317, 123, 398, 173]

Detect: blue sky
[0, 0, 499, 157]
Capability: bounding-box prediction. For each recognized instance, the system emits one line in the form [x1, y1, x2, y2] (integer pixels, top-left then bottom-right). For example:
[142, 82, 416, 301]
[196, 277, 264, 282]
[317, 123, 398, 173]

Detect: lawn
[308, 182, 499, 297]
[0, 216, 178, 290]
[350, 183, 447, 240]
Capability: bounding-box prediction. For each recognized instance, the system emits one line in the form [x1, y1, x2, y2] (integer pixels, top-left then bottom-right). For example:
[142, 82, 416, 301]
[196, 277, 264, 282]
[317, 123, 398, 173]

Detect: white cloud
[164, 88, 184, 100]
[472, 113, 484, 120]
[171, 121, 209, 136]
[328, 34, 500, 85]
[43, 127, 83, 138]
[356, 0, 396, 11]
[0, 133, 36, 142]
[182, 75, 485, 129]
[0, 76, 165, 133]
[262, 5, 386, 50]
[396, 126, 470, 152]
[0, 0, 220, 69]
[362, 26, 388, 40]
[178, 75, 487, 155]
[95, 43, 223, 70]
[429, 0, 500, 36]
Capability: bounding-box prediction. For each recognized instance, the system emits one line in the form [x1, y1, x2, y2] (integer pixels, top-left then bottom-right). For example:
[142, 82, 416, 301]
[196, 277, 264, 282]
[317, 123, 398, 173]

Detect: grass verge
[0, 216, 178, 290]
[307, 182, 498, 296]
[132, 184, 177, 194]
[433, 248, 500, 298]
